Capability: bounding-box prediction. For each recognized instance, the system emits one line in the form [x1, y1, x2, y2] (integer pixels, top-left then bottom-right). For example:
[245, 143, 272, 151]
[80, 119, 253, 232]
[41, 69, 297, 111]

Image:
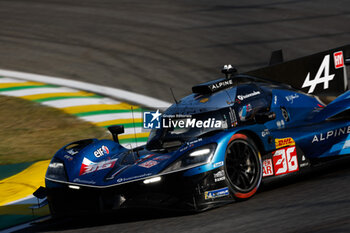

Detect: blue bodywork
[44, 75, 350, 213]
[47, 78, 350, 187]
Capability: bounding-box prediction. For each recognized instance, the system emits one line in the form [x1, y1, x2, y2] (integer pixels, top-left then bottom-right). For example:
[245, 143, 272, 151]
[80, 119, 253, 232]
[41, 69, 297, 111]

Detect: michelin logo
[204, 187, 229, 200]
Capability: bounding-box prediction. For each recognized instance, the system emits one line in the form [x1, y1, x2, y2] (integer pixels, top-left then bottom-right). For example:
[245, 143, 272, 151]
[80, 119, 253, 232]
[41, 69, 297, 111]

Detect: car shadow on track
[259, 156, 350, 193]
[15, 208, 194, 233]
[15, 157, 350, 233]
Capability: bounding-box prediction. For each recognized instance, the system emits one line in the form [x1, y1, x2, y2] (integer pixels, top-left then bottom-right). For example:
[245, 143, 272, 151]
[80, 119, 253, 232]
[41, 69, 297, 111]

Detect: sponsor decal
[285, 94, 299, 103]
[138, 160, 159, 168]
[213, 170, 225, 182]
[180, 138, 203, 152]
[300, 162, 309, 168]
[143, 110, 162, 129]
[116, 173, 152, 183]
[79, 157, 118, 176]
[102, 145, 109, 154]
[312, 126, 350, 143]
[205, 187, 229, 200]
[199, 98, 209, 103]
[73, 178, 96, 185]
[263, 159, 274, 177]
[67, 149, 78, 155]
[64, 155, 73, 161]
[187, 138, 203, 146]
[213, 161, 224, 168]
[94, 145, 110, 158]
[209, 79, 233, 92]
[261, 129, 270, 137]
[229, 107, 238, 127]
[299, 156, 310, 167]
[237, 91, 261, 101]
[273, 146, 299, 176]
[276, 120, 285, 129]
[302, 54, 335, 94]
[180, 146, 189, 152]
[153, 155, 171, 161]
[275, 137, 295, 149]
[333, 51, 344, 69]
[274, 95, 277, 105]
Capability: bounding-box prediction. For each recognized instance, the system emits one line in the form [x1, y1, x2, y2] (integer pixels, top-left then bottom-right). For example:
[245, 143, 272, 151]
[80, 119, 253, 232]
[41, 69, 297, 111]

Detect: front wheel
[224, 133, 262, 200]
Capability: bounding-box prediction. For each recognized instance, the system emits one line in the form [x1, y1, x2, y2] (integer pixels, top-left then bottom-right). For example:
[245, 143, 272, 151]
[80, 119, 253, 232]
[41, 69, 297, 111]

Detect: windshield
[146, 109, 231, 150]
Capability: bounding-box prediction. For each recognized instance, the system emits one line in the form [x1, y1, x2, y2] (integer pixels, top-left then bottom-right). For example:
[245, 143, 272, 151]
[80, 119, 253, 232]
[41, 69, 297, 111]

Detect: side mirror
[255, 111, 276, 124]
[108, 125, 124, 143]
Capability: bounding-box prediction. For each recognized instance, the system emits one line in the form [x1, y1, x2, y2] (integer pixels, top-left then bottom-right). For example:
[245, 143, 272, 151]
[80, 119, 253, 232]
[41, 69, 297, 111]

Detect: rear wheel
[224, 133, 262, 200]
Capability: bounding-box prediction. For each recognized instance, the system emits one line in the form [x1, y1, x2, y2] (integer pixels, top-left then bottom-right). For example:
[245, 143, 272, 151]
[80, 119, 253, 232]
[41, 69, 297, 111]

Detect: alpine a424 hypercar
[40, 45, 350, 215]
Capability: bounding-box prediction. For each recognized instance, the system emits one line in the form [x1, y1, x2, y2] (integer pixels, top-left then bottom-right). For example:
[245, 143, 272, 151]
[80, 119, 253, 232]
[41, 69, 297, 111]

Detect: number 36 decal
[273, 146, 299, 176]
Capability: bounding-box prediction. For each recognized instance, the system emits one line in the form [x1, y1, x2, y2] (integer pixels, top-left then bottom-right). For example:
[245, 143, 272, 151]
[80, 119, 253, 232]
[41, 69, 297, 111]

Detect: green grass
[0, 95, 108, 164]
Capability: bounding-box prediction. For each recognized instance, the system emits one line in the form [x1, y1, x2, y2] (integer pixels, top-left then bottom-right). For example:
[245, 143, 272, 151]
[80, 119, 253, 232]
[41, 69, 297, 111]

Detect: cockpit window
[235, 84, 271, 123]
[146, 108, 232, 150]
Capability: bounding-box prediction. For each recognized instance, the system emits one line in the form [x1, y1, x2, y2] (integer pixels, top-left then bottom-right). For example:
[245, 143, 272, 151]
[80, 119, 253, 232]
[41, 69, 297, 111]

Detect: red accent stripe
[228, 133, 248, 144]
[234, 187, 257, 199]
[228, 133, 258, 199]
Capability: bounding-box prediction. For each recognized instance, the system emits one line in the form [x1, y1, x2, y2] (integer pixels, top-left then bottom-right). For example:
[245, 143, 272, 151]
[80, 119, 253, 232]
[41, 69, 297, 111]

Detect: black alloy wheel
[224, 134, 262, 200]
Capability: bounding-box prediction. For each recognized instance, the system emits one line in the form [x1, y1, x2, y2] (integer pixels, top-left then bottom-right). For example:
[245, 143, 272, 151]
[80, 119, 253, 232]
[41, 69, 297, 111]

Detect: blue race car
[41, 45, 350, 215]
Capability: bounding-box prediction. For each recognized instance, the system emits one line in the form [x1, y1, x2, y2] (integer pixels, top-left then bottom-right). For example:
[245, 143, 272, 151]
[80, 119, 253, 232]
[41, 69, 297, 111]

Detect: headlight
[45, 157, 67, 181]
[163, 143, 217, 173]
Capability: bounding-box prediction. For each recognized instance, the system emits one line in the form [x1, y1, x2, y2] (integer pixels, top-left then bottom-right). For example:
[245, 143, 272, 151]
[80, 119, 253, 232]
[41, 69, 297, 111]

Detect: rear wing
[245, 45, 350, 97]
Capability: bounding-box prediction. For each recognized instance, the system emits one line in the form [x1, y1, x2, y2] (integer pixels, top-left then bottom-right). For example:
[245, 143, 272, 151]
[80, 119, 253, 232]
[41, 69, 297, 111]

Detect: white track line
[0, 87, 78, 97]
[123, 142, 144, 149]
[2, 221, 34, 233]
[4, 195, 37, 206]
[123, 127, 147, 134]
[0, 71, 164, 230]
[41, 97, 120, 108]
[81, 112, 143, 122]
[0, 77, 27, 83]
[1, 216, 51, 233]
[0, 69, 172, 109]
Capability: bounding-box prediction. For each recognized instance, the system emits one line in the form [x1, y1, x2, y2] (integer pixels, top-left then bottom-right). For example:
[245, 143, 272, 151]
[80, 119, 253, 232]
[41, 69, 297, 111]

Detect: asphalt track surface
[0, 0, 350, 232]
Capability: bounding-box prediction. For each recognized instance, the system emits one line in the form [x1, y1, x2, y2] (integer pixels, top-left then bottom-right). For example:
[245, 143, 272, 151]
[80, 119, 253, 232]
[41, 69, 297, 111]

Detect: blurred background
[1, 1, 350, 232]
[0, 0, 349, 102]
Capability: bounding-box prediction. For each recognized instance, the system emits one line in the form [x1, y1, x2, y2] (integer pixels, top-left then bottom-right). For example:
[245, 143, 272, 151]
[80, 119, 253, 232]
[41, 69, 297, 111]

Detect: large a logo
[143, 110, 162, 129]
[312, 126, 350, 143]
[302, 54, 336, 93]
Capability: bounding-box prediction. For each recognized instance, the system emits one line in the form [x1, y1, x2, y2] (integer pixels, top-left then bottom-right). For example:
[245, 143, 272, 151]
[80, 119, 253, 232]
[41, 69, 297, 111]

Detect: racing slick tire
[224, 133, 263, 201]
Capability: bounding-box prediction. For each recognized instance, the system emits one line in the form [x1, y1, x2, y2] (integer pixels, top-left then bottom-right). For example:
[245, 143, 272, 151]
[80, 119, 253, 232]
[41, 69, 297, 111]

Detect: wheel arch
[235, 130, 266, 155]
